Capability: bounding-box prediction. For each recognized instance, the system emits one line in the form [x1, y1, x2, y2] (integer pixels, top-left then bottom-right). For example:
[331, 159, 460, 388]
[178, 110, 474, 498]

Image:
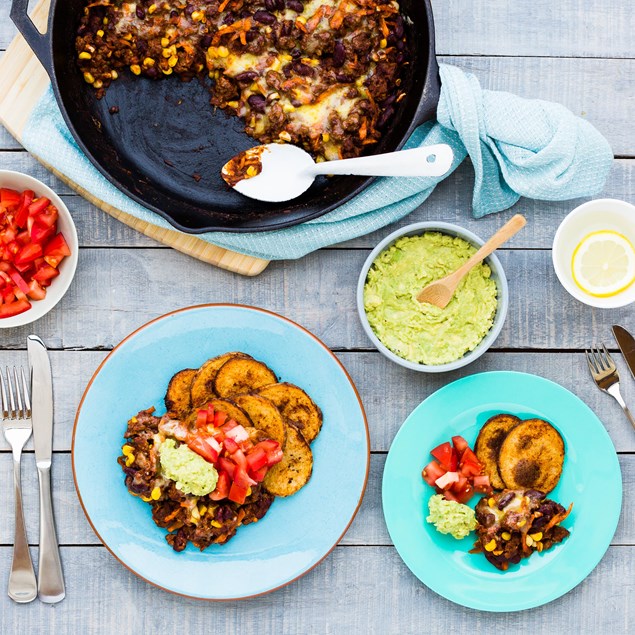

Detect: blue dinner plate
[382, 371, 622, 612]
[72, 305, 369, 600]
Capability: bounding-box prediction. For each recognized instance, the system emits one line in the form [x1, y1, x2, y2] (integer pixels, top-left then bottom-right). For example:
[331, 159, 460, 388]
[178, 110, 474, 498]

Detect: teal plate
[73, 305, 369, 600]
[382, 371, 622, 612]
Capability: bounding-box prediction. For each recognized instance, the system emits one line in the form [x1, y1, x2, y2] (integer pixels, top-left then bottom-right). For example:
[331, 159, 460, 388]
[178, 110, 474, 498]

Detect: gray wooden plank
[1, 57, 633, 154]
[2, 452, 632, 548]
[0, 248, 631, 352]
[0, 544, 632, 634]
[0, 351, 633, 453]
[2, 0, 634, 58]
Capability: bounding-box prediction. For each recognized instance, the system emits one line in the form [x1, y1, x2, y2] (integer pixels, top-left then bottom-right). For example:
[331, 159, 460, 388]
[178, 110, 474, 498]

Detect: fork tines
[0, 367, 31, 420]
[585, 343, 616, 376]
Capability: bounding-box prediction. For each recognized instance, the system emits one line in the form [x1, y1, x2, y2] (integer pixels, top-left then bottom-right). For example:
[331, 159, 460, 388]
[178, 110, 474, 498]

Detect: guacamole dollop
[363, 233, 498, 365]
[159, 438, 218, 497]
[426, 494, 477, 540]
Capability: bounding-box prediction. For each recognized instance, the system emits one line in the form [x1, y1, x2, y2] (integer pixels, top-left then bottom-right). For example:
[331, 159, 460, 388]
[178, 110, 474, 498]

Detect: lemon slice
[571, 230, 635, 297]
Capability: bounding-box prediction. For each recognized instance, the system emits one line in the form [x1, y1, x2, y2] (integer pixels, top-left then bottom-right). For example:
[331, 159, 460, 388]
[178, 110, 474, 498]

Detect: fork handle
[37, 465, 65, 603]
[607, 383, 635, 431]
[8, 452, 37, 603]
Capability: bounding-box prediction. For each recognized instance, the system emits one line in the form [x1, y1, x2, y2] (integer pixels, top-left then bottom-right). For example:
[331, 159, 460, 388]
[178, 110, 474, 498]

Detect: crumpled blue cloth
[21, 63, 613, 260]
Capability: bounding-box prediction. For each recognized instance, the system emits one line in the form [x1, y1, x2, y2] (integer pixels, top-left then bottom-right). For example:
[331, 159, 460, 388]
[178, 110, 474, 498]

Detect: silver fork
[1, 367, 37, 603]
[585, 343, 635, 431]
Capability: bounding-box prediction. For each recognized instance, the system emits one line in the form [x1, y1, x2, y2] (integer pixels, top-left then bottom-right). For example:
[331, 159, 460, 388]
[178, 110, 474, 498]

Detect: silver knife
[613, 325, 635, 381]
[27, 335, 65, 604]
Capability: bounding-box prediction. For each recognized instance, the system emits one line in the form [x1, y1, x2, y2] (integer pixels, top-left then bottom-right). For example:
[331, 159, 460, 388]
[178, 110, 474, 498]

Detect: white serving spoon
[222, 143, 454, 202]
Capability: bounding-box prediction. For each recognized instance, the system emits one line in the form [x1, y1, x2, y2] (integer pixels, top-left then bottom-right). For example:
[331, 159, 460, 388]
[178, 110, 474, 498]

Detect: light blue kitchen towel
[21, 63, 613, 260]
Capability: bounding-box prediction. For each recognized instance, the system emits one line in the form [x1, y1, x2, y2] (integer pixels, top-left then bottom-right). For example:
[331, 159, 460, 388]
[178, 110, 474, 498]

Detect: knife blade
[612, 325, 635, 381]
[27, 335, 65, 604]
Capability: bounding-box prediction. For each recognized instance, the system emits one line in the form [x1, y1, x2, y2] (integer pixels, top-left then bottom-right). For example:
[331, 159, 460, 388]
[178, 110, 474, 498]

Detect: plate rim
[382, 370, 623, 612]
[71, 303, 370, 601]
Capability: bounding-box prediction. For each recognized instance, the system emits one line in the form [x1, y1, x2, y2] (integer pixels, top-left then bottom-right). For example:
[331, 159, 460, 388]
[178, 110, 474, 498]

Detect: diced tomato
[228, 481, 249, 505]
[233, 466, 256, 490]
[210, 471, 230, 501]
[253, 440, 283, 466]
[459, 460, 482, 478]
[29, 222, 55, 245]
[223, 437, 239, 454]
[187, 436, 217, 464]
[14, 191, 34, 228]
[450, 473, 469, 494]
[213, 410, 227, 427]
[35, 205, 58, 228]
[232, 448, 248, 471]
[422, 460, 446, 487]
[217, 457, 236, 479]
[246, 447, 268, 473]
[43, 233, 70, 268]
[0, 188, 21, 210]
[26, 280, 45, 301]
[451, 435, 469, 456]
[473, 474, 492, 494]
[2, 287, 15, 303]
[460, 447, 481, 466]
[435, 471, 460, 490]
[452, 482, 475, 504]
[196, 410, 208, 428]
[0, 227, 16, 244]
[0, 299, 31, 318]
[219, 419, 238, 433]
[441, 489, 460, 503]
[14, 242, 43, 266]
[225, 424, 249, 443]
[430, 442, 457, 471]
[27, 197, 50, 217]
[249, 464, 268, 482]
[8, 269, 30, 295]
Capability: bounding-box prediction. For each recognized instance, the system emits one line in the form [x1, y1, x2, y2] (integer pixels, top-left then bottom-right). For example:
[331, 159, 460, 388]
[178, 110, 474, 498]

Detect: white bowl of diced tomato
[0, 170, 78, 327]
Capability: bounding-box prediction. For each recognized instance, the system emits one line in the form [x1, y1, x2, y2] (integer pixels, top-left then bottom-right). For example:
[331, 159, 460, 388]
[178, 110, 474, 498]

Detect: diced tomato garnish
[43, 233, 70, 268]
[14, 242, 43, 266]
[453, 482, 475, 504]
[196, 410, 208, 428]
[35, 205, 58, 228]
[0, 188, 21, 210]
[210, 470, 230, 501]
[0, 299, 31, 318]
[430, 441, 457, 471]
[213, 410, 228, 427]
[249, 464, 268, 482]
[232, 448, 248, 471]
[8, 269, 30, 295]
[460, 447, 481, 467]
[459, 460, 482, 478]
[451, 435, 469, 456]
[26, 280, 45, 301]
[228, 481, 249, 504]
[217, 457, 236, 479]
[28, 197, 50, 217]
[233, 466, 257, 490]
[14, 191, 34, 228]
[29, 222, 55, 245]
[441, 489, 460, 503]
[422, 460, 446, 487]
[0, 227, 16, 245]
[435, 471, 460, 490]
[187, 436, 217, 464]
[224, 424, 249, 443]
[219, 419, 238, 433]
[223, 437, 239, 454]
[246, 447, 268, 473]
[473, 474, 492, 494]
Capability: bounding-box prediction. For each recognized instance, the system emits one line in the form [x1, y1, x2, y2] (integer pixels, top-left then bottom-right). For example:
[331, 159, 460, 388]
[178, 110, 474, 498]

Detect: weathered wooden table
[1, 1, 633, 633]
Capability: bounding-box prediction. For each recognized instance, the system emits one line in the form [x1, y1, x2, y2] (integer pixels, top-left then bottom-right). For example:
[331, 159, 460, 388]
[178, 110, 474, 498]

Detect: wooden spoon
[416, 214, 527, 308]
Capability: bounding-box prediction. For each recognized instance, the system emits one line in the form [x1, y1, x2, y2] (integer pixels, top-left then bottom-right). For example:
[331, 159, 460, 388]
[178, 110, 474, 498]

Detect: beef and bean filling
[76, 0, 408, 160]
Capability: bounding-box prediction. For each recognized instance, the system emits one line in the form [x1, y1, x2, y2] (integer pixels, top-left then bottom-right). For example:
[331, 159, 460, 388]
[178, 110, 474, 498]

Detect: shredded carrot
[359, 118, 367, 140]
[218, 0, 231, 11]
[379, 16, 389, 38]
[163, 509, 180, 522]
[306, 6, 327, 32]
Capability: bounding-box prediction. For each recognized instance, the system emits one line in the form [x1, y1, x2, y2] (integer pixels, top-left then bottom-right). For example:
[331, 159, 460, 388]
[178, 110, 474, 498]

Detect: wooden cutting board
[0, 0, 269, 276]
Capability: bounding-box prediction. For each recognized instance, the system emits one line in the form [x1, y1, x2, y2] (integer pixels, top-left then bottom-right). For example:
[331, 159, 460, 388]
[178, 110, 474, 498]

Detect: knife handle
[37, 466, 65, 603]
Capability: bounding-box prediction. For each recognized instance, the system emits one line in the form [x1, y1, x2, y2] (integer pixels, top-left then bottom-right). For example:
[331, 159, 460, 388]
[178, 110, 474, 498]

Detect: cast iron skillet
[11, 0, 440, 233]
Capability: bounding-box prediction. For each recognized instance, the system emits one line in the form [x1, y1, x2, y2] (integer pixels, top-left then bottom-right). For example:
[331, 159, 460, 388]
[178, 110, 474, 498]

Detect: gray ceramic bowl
[356, 221, 509, 373]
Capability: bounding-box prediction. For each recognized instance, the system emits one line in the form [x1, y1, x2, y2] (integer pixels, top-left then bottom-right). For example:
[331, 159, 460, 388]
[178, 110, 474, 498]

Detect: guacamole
[159, 438, 218, 497]
[363, 233, 497, 365]
[426, 494, 477, 540]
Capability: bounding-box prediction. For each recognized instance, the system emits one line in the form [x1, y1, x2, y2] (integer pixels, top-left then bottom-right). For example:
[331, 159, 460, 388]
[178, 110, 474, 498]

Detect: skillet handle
[10, 0, 53, 77]
[412, 0, 442, 126]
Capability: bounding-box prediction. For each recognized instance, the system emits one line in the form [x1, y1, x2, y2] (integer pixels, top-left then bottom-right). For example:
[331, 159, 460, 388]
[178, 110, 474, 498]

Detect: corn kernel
[125, 454, 135, 466]
[141, 495, 152, 502]
[246, 487, 252, 497]
[526, 535, 534, 547]
[151, 487, 161, 500]
[143, 57, 155, 67]
[130, 416, 137, 423]
[493, 550, 503, 556]
[280, 53, 292, 62]
[93, 80, 103, 89]
[207, 46, 218, 58]
[268, 91, 280, 101]
[161, 37, 170, 48]
[529, 532, 543, 541]
[168, 55, 178, 67]
[83, 72, 95, 84]
[536, 542, 544, 552]
[501, 531, 511, 541]
[217, 46, 229, 58]
[322, 132, 330, 142]
[79, 51, 92, 60]
[282, 103, 296, 113]
[296, 16, 306, 24]
[227, 100, 239, 108]
[103, 17, 109, 24]
[211, 520, 222, 528]
[270, 58, 281, 71]
[162, 67, 173, 75]
[123, 33, 132, 41]
[484, 539, 497, 552]
[162, 48, 172, 58]
[148, 4, 157, 14]
[518, 519, 527, 528]
[315, 155, 325, 163]
[122, 445, 134, 456]
[97, 29, 104, 37]
[278, 131, 292, 142]
[246, 166, 258, 177]
[488, 498, 495, 507]
[195, 63, 204, 73]
[198, 505, 207, 516]
[380, 38, 387, 48]
[191, 10, 204, 21]
[111, 70, 119, 79]
[130, 64, 141, 75]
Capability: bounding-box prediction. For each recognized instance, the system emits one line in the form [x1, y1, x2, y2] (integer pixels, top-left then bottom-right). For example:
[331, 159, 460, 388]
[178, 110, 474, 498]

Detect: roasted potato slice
[232, 394, 286, 446]
[206, 398, 252, 428]
[164, 369, 197, 419]
[256, 382, 323, 443]
[190, 352, 251, 407]
[263, 425, 313, 497]
[214, 358, 277, 398]
[475, 414, 521, 490]
[498, 418, 565, 494]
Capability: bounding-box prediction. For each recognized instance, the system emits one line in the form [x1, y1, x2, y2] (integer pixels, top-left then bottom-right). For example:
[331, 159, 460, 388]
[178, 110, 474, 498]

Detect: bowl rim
[552, 197, 635, 309]
[0, 170, 79, 328]
[356, 221, 509, 373]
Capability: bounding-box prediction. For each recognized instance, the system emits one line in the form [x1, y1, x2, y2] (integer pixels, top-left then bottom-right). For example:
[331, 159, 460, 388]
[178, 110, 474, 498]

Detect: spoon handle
[310, 144, 454, 178]
[455, 214, 527, 278]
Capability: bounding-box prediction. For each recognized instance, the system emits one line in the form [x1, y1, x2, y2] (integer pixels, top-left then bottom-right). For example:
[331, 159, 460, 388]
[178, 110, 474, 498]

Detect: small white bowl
[356, 222, 509, 373]
[0, 170, 78, 328]
[552, 198, 635, 309]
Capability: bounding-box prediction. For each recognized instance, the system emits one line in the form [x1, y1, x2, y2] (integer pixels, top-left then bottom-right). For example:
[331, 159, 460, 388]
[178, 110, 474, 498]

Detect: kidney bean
[135, 6, 146, 19]
[247, 94, 267, 113]
[146, 66, 159, 79]
[287, 0, 304, 12]
[335, 73, 354, 83]
[77, 24, 87, 36]
[395, 52, 405, 64]
[136, 39, 148, 54]
[497, 492, 516, 510]
[265, 0, 277, 10]
[240, 9, 251, 18]
[246, 29, 258, 42]
[293, 62, 315, 77]
[235, 70, 259, 82]
[282, 63, 293, 77]
[381, 94, 397, 107]
[222, 11, 236, 25]
[394, 16, 405, 38]
[332, 40, 345, 67]
[277, 0, 286, 9]
[525, 489, 546, 501]
[376, 106, 394, 129]
[201, 33, 213, 48]
[290, 47, 302, 59]
[396, 39, 405, 51]
[531, 515, 549, 530]
[281, 20, 293, 36]
[170, 9, 179, 18]
[185, 4, 195, 17]
[254, 10, 276, 24]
